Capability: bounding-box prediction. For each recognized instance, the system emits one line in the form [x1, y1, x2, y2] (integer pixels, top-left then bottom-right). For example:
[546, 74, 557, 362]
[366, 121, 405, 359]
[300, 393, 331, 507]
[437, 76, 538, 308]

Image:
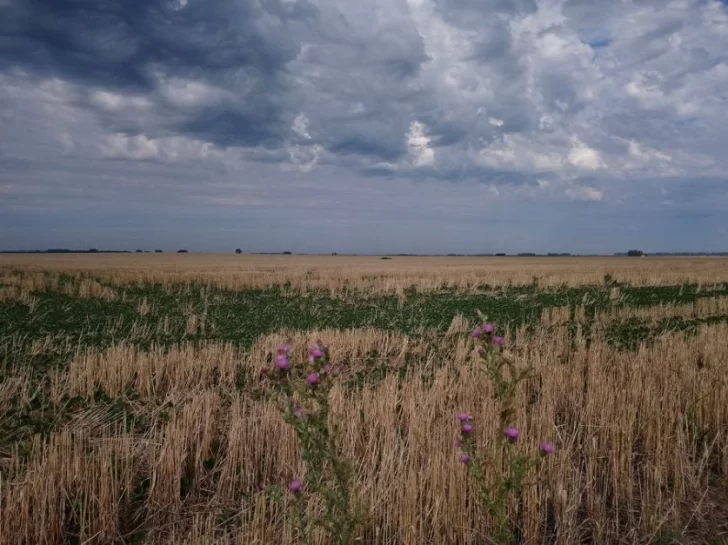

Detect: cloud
[99, 133, 221, 162]
[565, 185, 604, 202]
[1, 0, 728, 252]
[406, 121, 435, 167]
[567, 139, 603, 170]
[0, 0, 319, 148]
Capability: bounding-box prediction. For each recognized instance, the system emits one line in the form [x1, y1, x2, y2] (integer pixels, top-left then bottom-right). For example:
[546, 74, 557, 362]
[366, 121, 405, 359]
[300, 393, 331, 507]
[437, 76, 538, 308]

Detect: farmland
[1, 255, 728, 545]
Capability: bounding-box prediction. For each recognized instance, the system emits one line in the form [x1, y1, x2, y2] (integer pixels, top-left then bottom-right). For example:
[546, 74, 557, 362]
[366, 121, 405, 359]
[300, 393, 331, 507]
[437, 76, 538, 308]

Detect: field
[1, 254, 728, 545]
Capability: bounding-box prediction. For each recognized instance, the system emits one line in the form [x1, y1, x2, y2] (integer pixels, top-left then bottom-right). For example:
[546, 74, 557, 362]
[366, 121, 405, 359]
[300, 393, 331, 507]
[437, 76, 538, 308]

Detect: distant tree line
[616, 251, 728, 256]
[3, 248, 728, 257]
[0, 248, 172, 254]
[0, 249, 132, 254]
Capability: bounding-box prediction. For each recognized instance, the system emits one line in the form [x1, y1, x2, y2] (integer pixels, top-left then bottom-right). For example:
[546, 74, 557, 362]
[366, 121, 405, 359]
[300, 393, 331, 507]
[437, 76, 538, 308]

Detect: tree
[235, 248, 242, 254]
[155, 249, 163, 253]
[135, 249, 143, 253]
[177, 249, 188, 253]
[627, 249, 644, 257]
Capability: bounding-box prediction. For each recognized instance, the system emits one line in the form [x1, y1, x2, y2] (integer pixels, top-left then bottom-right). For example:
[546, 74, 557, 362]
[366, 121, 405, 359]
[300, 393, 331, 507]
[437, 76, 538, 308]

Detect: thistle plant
[460, 321, 553, 544]
[268, 342, 366, 545]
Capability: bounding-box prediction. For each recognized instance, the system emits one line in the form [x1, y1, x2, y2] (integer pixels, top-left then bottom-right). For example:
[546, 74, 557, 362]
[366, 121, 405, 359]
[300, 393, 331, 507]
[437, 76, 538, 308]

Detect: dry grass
[2, 256, 728, 544]
[0, 286, 38, 312]
[3, 254, 728, 294]
[538, 297, 728, 331]
[2, 323, 727, 545]
[53, 342, 238, 401]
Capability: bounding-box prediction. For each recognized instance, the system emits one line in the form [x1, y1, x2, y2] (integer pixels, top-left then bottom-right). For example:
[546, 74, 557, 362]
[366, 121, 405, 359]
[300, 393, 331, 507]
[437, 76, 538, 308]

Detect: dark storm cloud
[0, 0, 318, 147]
[0, 0, 316, 83]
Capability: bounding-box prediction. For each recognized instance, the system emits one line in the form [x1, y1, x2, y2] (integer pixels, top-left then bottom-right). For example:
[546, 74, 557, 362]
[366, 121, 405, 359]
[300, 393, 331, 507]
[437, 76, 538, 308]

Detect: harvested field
[1, 255, 727, 545]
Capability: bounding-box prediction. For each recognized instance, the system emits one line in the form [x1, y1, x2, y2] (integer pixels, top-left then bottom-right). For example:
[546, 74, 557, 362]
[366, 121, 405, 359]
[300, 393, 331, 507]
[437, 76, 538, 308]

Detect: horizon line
[3, 249, 728, 257]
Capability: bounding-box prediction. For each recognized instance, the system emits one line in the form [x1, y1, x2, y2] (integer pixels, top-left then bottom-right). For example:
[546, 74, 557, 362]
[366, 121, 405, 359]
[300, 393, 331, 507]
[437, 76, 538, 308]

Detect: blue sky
[1, 0, 728, 254]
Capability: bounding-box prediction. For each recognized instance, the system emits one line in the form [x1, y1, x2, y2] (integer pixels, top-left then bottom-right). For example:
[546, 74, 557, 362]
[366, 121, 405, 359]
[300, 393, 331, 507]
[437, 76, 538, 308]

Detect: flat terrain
[1, 255, 727, 544]
[2, 253, 728, 292]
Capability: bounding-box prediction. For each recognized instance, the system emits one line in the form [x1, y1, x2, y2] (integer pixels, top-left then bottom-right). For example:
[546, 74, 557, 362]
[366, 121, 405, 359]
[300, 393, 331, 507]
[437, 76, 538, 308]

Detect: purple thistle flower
[306, 372, 320, 386]
[278, 344, 291, 354]
[461, 423, 473, 434]
[471, 327, 482, 339]
[483, 323, 495, 334]
[311, 349, 324, 359]
[455, 439, 463, 448]
[288, 480, 303, 494]
[322, 364, 332, 374]
[275, 354, 290, 370]
[504, 427, 520, 442]
[540, 442, 554, 456]
[492, 336, 504, 346]
[457, 413, 473, 423]
[460, 454, 470, 464]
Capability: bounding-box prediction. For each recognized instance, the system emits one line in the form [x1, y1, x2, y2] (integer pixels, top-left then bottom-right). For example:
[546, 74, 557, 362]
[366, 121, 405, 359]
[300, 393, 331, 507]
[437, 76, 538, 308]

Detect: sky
[1, 0, 728, 254]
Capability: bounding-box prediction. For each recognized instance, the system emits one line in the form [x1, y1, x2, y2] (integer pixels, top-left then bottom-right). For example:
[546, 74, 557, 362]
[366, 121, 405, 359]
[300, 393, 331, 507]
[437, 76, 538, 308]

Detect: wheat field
[1, 255, 727, 545]
[2, 254, 728, 294]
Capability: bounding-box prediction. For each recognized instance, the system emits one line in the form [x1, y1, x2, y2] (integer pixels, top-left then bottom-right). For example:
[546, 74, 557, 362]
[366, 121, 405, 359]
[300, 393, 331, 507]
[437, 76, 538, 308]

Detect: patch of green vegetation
[3, 279, 728, 371]
[604, 314, 728, 351]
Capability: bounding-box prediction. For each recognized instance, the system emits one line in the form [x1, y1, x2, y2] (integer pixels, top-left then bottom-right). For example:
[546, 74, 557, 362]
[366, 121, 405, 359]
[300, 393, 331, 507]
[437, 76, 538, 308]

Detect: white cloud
[101, 134, 161, 160]
[567, 139, 603, 170]
[628, 140, 671, 163]
[625, 78, 668, 111]
[476, 134, 565, 172]
[286, 143, 324, 172]
[406, 121, 435, 167]
[292, 113, 312, 140]
[100, 133, 221, 162]
[90, 90, 152, 112]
